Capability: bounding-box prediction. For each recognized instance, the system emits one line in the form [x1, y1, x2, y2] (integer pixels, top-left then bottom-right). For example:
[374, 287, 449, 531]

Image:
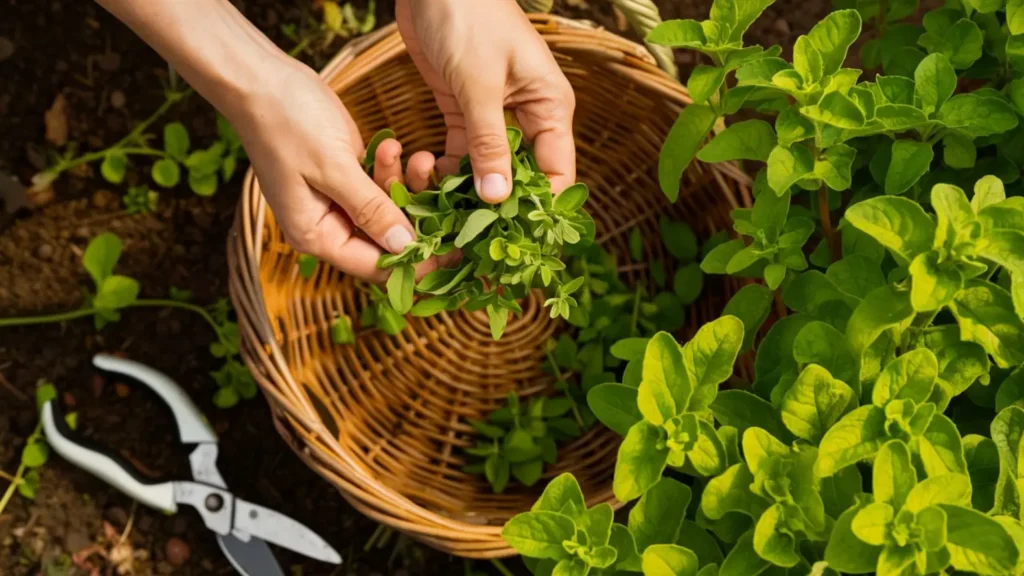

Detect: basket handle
[516, 0, 678, 80]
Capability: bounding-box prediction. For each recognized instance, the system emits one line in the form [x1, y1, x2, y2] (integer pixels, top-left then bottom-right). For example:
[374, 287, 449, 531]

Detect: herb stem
[46, 90, 191, 181]
[364, 524, 385, 552]
[0, 299, 221, 340]
[490, 559, 515, 576]
[130, 299, 220, 333]
[544, 348, 585, 428]
[630, 287, 643, 337]
[817, 186, 840, 264]
[0, 308, 96, 327]
[0, 421, 40, 516]
[877, 0, 888, 37]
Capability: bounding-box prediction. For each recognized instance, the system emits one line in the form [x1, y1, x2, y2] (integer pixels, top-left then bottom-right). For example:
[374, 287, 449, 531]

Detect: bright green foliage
[83, 232, 140, 330]
[94, 114, 245, 196]
[122, 185, 159, 215]
[3, 233, 257, 410]
[463, 393, 582, 493]
[505, 0, 1024, 572]
[366, 127, 593, 340]
[503, 474, 623, 573]
[613, 317, 745, 501]
[0, 382, 76, 510]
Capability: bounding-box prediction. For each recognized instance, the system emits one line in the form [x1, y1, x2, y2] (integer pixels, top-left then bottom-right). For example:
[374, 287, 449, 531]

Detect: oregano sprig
[362, 126, 595, 340]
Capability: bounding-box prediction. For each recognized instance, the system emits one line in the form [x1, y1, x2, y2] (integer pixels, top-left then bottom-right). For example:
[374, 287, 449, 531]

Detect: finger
[517, 90, 576, 194]
[457, 88, 513, 204]
[373, 139, 404, 190]
[406, 151, 436, 192]
[530, 123, 576, 194]
[309, 158, 417, 256]
[412, 249, 463, 281]
[289, 209, 391, 283]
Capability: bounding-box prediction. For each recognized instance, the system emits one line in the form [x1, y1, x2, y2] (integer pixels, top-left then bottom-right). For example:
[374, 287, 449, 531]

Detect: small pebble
[165, 538, 190, 567]
[110, 90, 126, 109]
[0, 37, 14, 62]
[105, 506, 128, 527]
[114, 382, 131, 398]
[774, 18, 791, 35]
[35, 244, 54, 260]
[27, 186, 56, 208]
[92, 189, 118, 209]
[200, 559, 215, 571]
[169, 515, 188, 536]
[90, 373, 105, 398]
[61, 391, 76, 408]
[137, 514, 153, 532]
[99, 51, 121, 71]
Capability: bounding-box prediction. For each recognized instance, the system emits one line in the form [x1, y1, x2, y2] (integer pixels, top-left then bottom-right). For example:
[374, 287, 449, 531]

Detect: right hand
[227, 58, 450, 282]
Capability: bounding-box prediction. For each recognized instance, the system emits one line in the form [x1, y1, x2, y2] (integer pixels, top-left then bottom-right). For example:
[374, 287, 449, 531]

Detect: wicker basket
[228, 15, 753, 559]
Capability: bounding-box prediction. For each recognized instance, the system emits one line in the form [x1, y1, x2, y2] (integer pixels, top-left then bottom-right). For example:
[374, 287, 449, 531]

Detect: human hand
[396, 0, 576, 203]
[227, 59, 452, 282]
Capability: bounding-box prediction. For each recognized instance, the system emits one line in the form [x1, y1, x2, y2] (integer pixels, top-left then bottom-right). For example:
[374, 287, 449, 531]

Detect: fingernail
[479, 173, 509, 202]
[384, 226, 413, 254]
[381, 151, 399, 167]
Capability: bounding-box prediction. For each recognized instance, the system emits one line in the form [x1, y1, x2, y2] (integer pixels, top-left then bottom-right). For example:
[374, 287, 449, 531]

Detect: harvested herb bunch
[364, 127, 595, 340]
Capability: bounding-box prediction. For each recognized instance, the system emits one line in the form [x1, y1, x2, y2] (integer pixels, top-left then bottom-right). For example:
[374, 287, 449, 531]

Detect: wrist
[97, 0, 294, 123]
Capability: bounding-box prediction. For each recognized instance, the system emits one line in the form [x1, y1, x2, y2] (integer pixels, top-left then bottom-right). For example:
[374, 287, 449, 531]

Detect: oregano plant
[499, 0, 1024, 574]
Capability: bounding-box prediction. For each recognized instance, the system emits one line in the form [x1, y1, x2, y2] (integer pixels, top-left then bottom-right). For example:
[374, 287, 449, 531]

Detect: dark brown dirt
[0, 0, 824, 574]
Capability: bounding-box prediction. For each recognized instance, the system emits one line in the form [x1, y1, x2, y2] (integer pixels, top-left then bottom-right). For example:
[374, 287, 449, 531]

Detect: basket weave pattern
[229, 16, 752, 558]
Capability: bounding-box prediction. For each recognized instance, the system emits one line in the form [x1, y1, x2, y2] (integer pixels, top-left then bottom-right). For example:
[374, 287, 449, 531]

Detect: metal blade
[217, 534, 285, 576]
[233, 499, 342, 564]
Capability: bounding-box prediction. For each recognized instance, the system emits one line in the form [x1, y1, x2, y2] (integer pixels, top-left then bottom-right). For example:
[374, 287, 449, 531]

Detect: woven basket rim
[228, 13, 752, 558]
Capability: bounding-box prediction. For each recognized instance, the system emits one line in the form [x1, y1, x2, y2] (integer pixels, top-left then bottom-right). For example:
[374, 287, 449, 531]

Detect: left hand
[396, 0, 577, 203]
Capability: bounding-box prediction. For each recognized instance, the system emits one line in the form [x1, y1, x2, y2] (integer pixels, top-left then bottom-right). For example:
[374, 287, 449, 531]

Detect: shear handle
[41, 401, 178, 513]
[93, 354, 216, 444]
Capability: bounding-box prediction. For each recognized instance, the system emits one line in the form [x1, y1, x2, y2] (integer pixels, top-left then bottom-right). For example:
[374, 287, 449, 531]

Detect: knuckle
[469, 131, 509, 161]
[284, 231, 318, 256]
[559, 83, 576, 112]
[352, 194, 392, 230]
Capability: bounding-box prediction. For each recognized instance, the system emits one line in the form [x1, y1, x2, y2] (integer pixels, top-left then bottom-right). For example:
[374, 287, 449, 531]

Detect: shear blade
[217, 534, 284, 576]
[233, 499, 342, 564]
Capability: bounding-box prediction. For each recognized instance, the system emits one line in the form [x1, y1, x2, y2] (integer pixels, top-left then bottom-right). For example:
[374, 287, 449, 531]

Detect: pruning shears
[39, 354, 342, 575]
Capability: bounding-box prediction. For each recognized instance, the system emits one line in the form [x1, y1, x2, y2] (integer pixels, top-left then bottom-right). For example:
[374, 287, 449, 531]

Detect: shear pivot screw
[205, 493, 224, 512]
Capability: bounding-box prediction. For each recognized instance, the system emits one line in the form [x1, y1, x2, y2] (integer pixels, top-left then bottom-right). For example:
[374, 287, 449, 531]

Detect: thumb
[312, 159, 417, 256]
[458, 88, 513, 204]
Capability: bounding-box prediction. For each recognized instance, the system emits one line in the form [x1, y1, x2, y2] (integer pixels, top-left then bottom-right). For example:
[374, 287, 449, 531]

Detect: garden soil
[0, 1, 828, 574]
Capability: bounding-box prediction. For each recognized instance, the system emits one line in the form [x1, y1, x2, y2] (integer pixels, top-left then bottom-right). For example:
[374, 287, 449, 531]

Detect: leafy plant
[501, 0, 1024, 573]
[29, 64, 246, 200]
[0, 233, 255, 409]
[363, 126, 594, 340]
[462, 392, 575, 493]
[281, 0, 377, 56]
[464, 212, 712, 493]
[122, 185, 159, 215]
[0, 382, 76, 515]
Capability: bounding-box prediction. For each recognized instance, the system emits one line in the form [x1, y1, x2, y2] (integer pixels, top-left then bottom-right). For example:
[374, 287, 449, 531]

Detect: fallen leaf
[44, 94, 69, 147]
[0, 172, 29, 213]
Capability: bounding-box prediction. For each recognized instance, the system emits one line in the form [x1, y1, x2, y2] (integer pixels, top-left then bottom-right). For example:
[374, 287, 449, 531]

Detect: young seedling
[0, 233, 256, 409]
[0, 382, 76, 515]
